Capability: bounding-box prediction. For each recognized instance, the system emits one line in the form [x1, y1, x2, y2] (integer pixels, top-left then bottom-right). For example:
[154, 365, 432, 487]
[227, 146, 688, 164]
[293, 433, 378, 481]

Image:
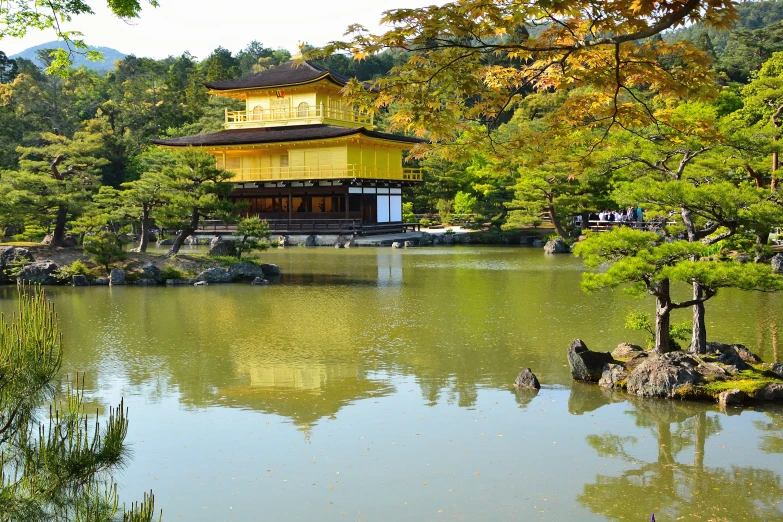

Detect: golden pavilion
[153, 59, 423, 234]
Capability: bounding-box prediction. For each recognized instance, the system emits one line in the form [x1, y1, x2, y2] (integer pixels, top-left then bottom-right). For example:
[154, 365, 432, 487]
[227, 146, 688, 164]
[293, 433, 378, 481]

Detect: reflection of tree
[578, 397, 783, 521]
[753, 407, 783, 454]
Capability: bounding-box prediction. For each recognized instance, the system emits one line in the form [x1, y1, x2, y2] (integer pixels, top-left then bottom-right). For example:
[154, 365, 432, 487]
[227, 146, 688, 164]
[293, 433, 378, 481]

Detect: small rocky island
[567, 339, 783, 407]
[0, 241, 281, 287]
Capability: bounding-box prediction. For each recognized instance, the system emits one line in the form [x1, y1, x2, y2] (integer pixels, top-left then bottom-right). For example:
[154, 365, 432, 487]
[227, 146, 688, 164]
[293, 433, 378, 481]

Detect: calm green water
[2, 246, 783, 521]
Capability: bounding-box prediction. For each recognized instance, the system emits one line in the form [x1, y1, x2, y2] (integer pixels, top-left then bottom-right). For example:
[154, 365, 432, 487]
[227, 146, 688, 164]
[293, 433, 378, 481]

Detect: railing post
[320, 101, 324, 119]
[225, 107, 228, 124]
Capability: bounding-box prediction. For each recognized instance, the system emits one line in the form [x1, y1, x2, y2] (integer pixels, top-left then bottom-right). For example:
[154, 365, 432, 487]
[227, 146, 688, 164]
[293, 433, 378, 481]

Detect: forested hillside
[11, 41, 126, 71]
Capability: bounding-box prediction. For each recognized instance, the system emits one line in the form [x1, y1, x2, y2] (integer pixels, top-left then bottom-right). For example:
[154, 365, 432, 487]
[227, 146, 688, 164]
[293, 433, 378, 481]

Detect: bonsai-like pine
[235, 217, 270, 259]
[0, 284, 159, 521]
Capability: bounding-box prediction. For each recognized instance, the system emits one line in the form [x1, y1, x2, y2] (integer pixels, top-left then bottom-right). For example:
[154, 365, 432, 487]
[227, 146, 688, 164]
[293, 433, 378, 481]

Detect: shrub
[12, 225, 47, 242]
[160, 264, 189, 280]
[420, 218, 432, 227]
[54, 260, 94, 282]
[402, 202, 417, 223]
[624, 310, 690, 350]
[83, 232, 126, 273]
[235, 217, 270, 259]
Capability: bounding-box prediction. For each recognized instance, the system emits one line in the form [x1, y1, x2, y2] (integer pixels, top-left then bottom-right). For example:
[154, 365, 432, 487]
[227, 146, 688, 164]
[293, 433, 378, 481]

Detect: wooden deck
[196, 219, 420, 236]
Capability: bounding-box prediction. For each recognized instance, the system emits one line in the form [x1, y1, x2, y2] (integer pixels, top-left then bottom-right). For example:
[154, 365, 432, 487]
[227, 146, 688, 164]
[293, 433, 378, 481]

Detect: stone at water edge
[140, 263, 163, 283]
[756, 384, 783, 401]
[194, 281, 208, 286]
[228, 262, 265, 280]
[17, 261, 59, 285]
[250, 277, 269, 285]
[626, 352, 702, 399]
[109, 268, 126, 286]
[567, 339, 614, 382]
[72, 274, 89, 286]
[771, 253, 783, 274]
[404, 240, 417, 248]
[513, 368, 541, 390]
[544, 237, 570, 254]
[707, 342, 762, 364]
[718, 389, 745, 407]
[765, 363, 783, 379]
[195, 267, 232, 283]
[611, 343, 644, 359]
[531, 239, 545, 248]
[92, 277, 110, 286]
[304, 235, 317, 247]
[392, 242, 402, 249]
[598, 363, 627, 388]
[0, 246, 34, 283]
[165, 278, 196, 286]
[260, 263, 281, 276]
[207, 238, 238, 257]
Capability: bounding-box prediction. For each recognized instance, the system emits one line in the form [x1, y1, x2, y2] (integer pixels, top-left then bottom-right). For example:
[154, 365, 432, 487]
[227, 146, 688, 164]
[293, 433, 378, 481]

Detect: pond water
[2, 246, 783, 521]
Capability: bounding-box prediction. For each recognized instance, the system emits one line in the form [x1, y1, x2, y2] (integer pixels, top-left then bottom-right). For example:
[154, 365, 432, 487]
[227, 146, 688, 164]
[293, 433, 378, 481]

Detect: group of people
[590, 207, 644, 224]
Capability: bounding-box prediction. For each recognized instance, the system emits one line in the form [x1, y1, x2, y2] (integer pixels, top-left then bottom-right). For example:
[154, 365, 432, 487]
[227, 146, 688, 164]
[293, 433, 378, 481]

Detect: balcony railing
[225, 165, 423, 182]
[225, 103, 374, 129]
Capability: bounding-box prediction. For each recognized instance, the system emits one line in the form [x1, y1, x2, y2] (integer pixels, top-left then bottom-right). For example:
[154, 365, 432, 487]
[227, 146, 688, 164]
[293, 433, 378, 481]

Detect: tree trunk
[689, 283, 707, 355]
[654, 279, 672, 354]
[51, 204, 68, 247]
[547, 206, 567, 238]
[167, 208, 199, 257]
[136, 208, 150, 253]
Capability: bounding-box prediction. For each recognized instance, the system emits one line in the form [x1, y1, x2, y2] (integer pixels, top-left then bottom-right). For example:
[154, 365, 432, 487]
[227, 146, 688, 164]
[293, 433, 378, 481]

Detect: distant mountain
[10, 41, 126, 71]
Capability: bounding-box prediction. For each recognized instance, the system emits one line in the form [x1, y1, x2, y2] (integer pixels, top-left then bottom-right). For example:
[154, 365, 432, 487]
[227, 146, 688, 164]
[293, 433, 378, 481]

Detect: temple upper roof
[204, 60, 352, 91]
[151, 124, 424, 148]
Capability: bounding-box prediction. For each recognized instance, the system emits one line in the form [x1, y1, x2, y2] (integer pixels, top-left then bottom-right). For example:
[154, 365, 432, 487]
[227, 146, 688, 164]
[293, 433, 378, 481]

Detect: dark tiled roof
[151, 125, 425, 147]
[204, 60, 351, 91]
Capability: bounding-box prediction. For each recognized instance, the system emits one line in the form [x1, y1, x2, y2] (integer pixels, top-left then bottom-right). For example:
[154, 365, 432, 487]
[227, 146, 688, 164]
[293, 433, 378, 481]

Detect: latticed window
[297, 102, 310, 117]
[251, 106, 263, 121]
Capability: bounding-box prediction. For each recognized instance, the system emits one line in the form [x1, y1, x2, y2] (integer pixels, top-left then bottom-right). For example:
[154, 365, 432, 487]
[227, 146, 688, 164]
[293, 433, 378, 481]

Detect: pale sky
[2, 0, 435, 60]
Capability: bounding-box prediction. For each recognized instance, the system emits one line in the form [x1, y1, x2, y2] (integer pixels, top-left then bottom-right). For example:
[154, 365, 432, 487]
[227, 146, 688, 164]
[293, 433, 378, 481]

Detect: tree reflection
[577, 396, 783, 521]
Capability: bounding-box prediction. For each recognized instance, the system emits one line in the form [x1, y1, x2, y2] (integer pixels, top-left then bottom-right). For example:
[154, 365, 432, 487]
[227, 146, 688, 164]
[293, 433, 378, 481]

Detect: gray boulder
[207, 238, 237, 257]
[513, 368, 541, 389]
[532, 239, 545, 248]
[193, 281, 208, 286]
[260, 263, 281, 277]
[72, 274, 89, 286]
[195, 267, 232, 283]
[719, 389, 745, 407]
[707, 342, 761, 365]
[133, 278, 158, 286]
[251, 277, 269, 285]
[404, 240, 416, 248]
[228, 262, 265, 280]
[544, 237, 570, 254]
[567, 339, 614, 382]
[612, 343, 644, 359]
[41, 234, 77, 247]
[756, 384, 783, 401]
[333, 235, 354, 248]
[598, 363, 627, 388]
[0, 246, 34, 282]
[304, 235, 316, 247]
[766, 363, 783, 379]
[772, 253, 783, 273]
[626, 352, 702, 398]
[17, 261, 59, 285]
[140, 264, 163, 283]
[109, 268, 126, 286]
[418, 232, 432, 246]
[165, 278, 196, 285]
[92, 277, 110, 286]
